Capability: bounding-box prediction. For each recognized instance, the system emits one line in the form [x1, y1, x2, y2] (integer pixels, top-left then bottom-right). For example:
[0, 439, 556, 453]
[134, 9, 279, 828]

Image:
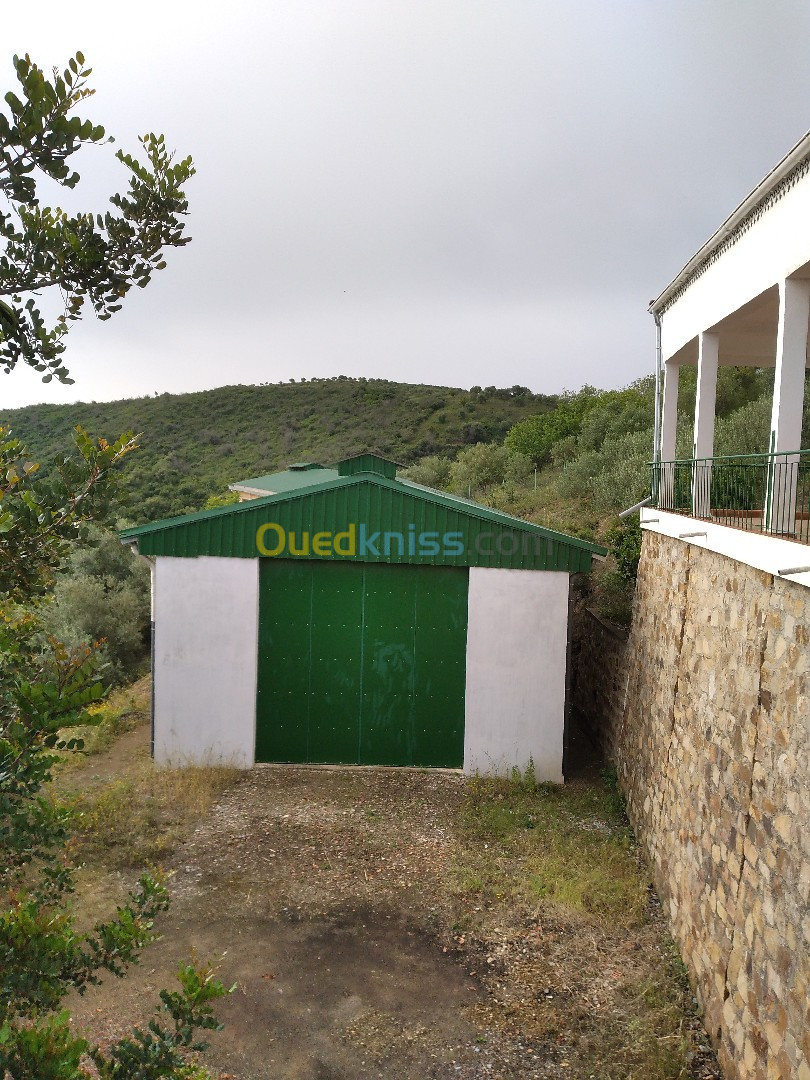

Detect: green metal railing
[650, 449, 810, 544]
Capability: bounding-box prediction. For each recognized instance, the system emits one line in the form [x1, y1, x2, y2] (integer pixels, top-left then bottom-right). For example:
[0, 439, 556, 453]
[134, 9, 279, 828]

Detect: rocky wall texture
[569, 605, 628, 763]
[572, 531, 810, 1080]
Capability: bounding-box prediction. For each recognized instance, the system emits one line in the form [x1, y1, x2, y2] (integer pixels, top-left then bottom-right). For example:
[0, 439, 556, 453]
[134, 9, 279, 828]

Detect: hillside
[0, 378, 554, 522]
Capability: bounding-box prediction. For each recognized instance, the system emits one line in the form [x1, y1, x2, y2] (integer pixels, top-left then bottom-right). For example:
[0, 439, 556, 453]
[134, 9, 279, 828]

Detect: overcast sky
[4, 0, 810, 409]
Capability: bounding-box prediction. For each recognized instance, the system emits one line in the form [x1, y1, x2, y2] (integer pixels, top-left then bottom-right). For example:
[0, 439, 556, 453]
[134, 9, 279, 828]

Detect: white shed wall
[463, 568, 568, 782]
[660, 171, 810, 361]
[153, 556, 259, 766]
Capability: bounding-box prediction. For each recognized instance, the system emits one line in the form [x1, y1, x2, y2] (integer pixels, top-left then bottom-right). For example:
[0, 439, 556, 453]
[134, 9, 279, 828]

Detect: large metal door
[255, 560, 468, 767]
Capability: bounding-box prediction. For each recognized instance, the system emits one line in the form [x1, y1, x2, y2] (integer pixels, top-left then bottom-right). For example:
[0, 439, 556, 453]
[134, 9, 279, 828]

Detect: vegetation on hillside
[402, 369, 800, 530]
[7, 367, 809, 635]
[0, 379, 555, 521]
[405, 367, 810, 623]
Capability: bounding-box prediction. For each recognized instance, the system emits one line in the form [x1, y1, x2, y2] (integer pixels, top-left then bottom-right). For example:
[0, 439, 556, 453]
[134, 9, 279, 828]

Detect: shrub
[402, 455, 453, 490]
[40, 524, 150, 687]
[449, 443, 532, 497]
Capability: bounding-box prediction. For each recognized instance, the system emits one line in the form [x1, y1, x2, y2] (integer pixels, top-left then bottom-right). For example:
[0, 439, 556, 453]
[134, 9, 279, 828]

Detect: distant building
[229, 462, 338, 501]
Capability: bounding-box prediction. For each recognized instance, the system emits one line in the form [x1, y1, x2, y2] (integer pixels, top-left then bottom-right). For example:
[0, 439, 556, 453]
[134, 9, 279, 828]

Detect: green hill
[0, 378, 554, 522]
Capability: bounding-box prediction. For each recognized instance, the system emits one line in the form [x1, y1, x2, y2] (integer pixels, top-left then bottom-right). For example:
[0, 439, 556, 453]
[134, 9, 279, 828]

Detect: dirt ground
[60, 705, 719, 1080]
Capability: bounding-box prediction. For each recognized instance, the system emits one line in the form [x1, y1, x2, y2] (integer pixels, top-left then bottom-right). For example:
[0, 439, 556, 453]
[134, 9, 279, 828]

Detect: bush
[40, 524, 150, 687]
[402, 455, 453, 490]
[591, 566, 635, 627]
[604, 517, 642, 582]
[448, 443, 533, 497]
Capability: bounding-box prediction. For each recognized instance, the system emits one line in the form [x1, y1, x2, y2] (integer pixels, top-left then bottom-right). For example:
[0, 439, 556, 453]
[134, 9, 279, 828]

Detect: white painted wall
[660, 170, 810, 361]
[153, 557, 259, 766]
[464, 568, 568, 782]
[640, 508, 810, 589]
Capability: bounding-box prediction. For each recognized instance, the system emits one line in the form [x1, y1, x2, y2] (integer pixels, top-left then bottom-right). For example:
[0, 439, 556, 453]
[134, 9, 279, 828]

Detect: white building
[645, 130, 810, 585]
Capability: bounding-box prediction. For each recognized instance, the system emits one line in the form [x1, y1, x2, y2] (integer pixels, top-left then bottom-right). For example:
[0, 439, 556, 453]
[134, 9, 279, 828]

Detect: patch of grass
[450, 770, 717, 1079]
[71, 776, 168, 867]
[69, 762, 241, 869]
[56, 676, 151, 765]
[50, 676, 242, 871]
[582, 954, 701, 1080]
[457, 772, 646, 925]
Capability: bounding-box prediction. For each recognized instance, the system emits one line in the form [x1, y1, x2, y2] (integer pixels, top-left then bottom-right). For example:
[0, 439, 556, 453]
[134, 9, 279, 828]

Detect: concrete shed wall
[463, 567, 568, 782]
[153, 556, 259, 766]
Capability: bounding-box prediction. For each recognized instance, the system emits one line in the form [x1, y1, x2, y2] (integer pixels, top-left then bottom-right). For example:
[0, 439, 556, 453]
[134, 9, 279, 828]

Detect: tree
[40, 522, 151, 687]
[402, 454, 453, 491]
[448, 442, 533, 498]
[0, 52, 194, 383]
[0, 54, 228, 1079]
[504, 388, 601, 464]
[0, 427, 229, 1079]
[0, 425, 140, 599]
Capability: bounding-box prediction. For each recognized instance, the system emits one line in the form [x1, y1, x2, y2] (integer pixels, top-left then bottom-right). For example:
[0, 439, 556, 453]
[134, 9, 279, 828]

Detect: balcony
[650, 449, 810, 546]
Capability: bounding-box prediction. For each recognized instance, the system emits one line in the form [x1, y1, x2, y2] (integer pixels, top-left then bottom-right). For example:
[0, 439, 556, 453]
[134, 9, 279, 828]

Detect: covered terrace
[645, 131, 810, 584]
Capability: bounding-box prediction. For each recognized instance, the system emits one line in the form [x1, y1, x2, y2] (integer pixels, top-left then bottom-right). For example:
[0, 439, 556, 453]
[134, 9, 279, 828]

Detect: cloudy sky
[4, 0, 810, 408]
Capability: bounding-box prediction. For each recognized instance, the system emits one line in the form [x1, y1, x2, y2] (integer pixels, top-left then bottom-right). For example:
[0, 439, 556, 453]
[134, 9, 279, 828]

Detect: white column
[767, 278, 810, 533]
[659, 361, 680, 508]
[692, 331, 719, 517]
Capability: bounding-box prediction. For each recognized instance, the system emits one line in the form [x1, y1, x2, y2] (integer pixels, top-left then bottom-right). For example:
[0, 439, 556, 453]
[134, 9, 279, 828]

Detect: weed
[451, 773, 712, 1078]
[456, 775, 646, 924]
[508, 757, 538, 791]
[70, 763, 241, 869]
[601, 764, 628, 819]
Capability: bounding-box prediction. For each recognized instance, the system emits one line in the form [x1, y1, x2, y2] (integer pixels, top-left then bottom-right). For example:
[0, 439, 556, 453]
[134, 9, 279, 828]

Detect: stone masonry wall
[572, 531, 810, 1080]
[569, 605, 628, 763]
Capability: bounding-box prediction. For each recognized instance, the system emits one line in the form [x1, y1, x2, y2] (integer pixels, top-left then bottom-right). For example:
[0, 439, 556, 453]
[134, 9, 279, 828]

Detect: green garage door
[255, 559, 468, 767]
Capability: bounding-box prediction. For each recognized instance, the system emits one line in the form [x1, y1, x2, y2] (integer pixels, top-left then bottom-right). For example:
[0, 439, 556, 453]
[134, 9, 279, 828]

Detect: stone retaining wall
[570, 605, 628, 763]
[572, 531, 810, 1080]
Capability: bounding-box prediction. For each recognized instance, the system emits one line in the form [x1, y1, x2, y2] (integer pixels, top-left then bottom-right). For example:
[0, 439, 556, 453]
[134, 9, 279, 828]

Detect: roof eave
[649, 129, 810, 315]
[228, 484, 276, 497]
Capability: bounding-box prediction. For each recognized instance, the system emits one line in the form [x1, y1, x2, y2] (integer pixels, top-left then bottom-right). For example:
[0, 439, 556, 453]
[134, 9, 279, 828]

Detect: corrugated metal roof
[121, 471, 605, 571]
[337, 453, 399, 479]
[230, 466, 339, 494]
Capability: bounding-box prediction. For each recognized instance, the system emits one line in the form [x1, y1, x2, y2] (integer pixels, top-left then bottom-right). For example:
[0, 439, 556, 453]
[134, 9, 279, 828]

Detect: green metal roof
[232, 454, 405, 493]
[337, 453, 399, 479]
[122, 471, 605, 572]
[230, 465, 339, 494]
